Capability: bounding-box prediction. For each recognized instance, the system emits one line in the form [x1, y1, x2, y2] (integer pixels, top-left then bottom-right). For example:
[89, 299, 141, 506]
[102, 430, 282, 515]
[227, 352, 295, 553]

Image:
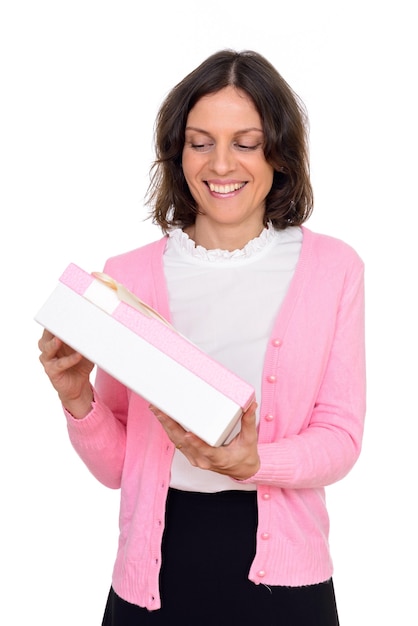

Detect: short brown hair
[147, 49, 313, 231]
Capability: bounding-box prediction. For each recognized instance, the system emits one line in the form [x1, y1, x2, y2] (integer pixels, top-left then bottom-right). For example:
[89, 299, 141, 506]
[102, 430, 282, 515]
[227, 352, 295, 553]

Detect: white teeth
[208, 182, 245, 193]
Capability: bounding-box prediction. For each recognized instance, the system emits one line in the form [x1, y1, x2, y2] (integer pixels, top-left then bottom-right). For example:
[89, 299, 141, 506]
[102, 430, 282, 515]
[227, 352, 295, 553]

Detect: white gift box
[35, 263, 255, 446]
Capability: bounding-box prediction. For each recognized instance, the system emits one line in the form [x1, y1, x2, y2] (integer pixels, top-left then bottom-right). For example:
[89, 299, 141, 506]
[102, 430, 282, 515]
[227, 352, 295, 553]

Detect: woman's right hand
[38, 329, 95, 418]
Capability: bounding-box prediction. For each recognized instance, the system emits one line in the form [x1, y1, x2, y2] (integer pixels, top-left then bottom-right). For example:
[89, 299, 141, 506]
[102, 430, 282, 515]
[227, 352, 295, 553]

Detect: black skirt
[102, 488, 339, 626]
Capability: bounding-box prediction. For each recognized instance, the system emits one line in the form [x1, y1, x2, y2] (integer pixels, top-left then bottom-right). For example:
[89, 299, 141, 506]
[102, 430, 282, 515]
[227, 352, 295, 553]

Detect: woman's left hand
[149, 401, 260, 481]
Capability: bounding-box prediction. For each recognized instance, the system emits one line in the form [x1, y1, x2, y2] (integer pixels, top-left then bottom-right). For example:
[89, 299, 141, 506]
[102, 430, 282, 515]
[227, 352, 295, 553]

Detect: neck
[185, 220, 266, 252]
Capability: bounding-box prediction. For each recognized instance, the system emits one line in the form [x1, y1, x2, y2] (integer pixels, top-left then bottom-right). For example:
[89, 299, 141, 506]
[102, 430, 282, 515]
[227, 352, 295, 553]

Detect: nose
[209, 142, 235, 175]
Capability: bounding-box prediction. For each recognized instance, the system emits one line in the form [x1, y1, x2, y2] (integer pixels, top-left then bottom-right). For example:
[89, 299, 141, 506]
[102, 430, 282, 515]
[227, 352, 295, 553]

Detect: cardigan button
[272, 338, 281, 347]
[261, 532, 270, 540]
[264, 413, 274, 422]
[267, 375, 276, 383]
[262, 493, 270, 501]
[258, 570, 266, 578]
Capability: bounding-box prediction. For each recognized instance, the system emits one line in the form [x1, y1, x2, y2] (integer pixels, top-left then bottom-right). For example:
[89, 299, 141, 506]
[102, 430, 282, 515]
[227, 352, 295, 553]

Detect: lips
[207, 182, 246, 194]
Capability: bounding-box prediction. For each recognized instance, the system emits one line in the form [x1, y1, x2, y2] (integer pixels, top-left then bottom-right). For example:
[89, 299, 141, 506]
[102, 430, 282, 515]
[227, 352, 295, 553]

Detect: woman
[38, 50, 366, 625]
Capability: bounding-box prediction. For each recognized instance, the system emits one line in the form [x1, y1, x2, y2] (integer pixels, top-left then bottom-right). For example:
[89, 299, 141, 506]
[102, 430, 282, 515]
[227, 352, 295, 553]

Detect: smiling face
[182, 86, 274, 249]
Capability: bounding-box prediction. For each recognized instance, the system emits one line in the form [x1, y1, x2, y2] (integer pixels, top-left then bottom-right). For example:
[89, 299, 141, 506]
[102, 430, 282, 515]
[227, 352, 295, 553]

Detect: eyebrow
[185, 126, 264, 134]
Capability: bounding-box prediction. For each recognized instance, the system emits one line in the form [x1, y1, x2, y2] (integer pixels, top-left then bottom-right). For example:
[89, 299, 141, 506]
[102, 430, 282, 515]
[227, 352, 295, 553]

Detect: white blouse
[163, 224, 303, 492]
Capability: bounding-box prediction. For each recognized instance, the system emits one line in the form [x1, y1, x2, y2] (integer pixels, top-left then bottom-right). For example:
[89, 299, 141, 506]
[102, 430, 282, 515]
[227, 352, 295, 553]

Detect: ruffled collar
[167, 223, 279, 262]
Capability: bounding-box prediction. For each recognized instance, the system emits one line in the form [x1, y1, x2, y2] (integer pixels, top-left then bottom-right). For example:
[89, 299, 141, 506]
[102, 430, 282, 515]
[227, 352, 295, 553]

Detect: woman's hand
[150, 401, 260, 481]
[38, 329, 95, 418]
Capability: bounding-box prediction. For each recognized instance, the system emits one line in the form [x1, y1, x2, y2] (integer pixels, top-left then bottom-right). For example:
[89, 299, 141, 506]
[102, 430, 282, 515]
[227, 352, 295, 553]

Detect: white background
[1, 1, 417, 623]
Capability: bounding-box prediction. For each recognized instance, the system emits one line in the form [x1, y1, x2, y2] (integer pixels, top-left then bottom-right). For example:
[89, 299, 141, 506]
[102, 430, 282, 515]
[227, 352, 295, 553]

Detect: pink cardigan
[65, 227, 366, 610]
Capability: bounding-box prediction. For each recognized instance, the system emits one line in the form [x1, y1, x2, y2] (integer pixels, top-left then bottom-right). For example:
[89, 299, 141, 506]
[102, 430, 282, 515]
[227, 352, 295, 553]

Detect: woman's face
[182, 86, 274, 239]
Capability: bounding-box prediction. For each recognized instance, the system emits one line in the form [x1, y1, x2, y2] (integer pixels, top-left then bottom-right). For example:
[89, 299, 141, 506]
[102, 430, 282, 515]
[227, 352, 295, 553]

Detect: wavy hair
[147, 49, 313, 231]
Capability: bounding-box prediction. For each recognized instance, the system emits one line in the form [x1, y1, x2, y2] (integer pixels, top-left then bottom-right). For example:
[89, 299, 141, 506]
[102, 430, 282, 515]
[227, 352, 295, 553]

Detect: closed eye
[191, 143, 214, 152]
[234, 142, 262, 151]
